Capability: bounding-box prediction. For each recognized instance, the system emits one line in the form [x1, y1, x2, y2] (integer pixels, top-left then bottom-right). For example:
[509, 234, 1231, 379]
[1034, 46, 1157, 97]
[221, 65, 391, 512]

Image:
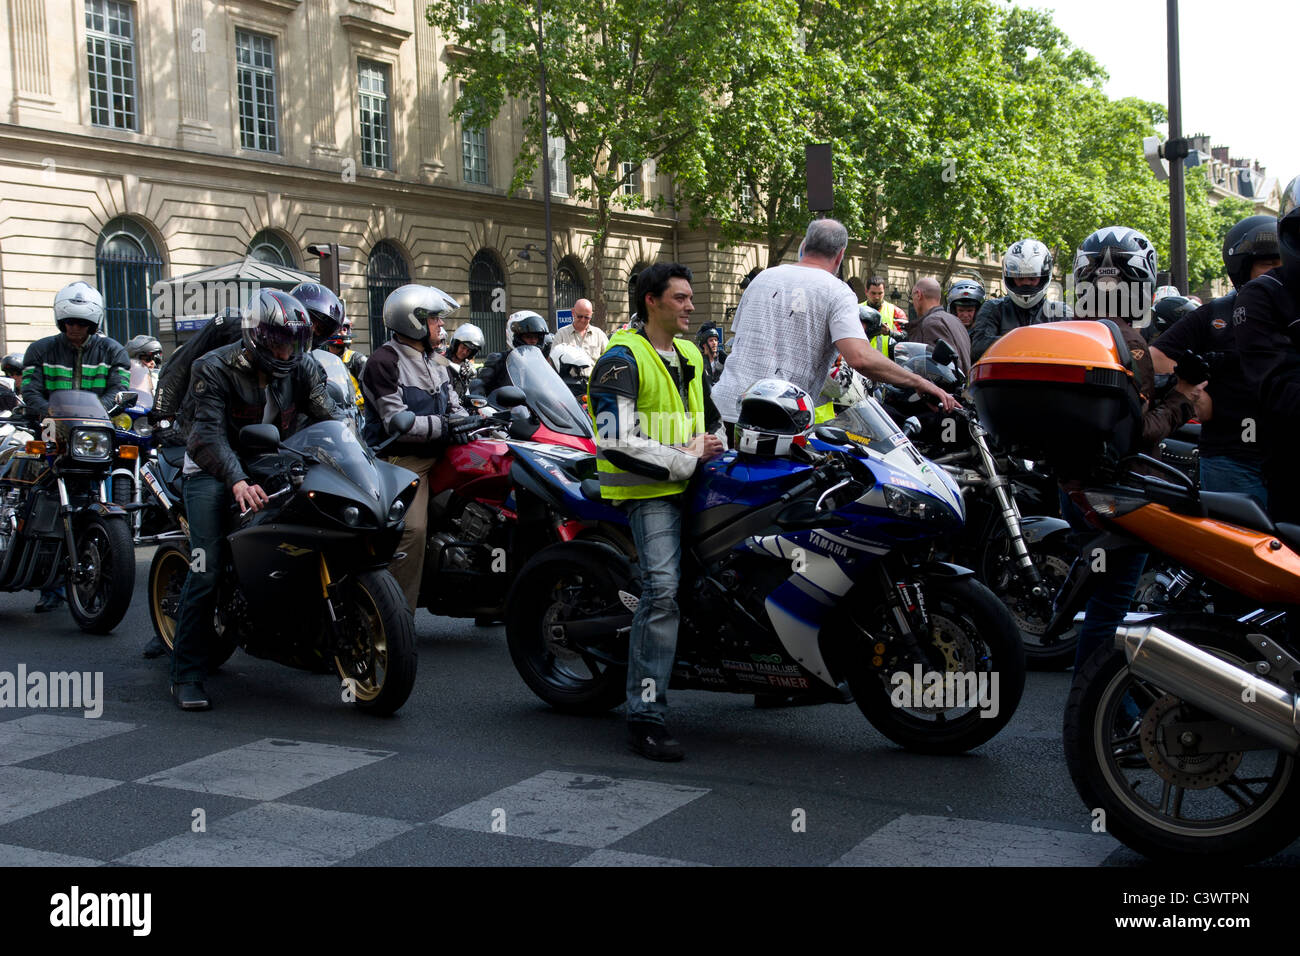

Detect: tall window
[86, 0, 137, 130]
[236, 31, 278, 152]
[96, 217, 163, 343]
[555, 261, 585, 311]
[469, 250, 506, 351]
[548, 128, 568, 197]
[359, 60, 391, 170]
[463, 126, 489, 185]
[366, 241, 410, 342]
[620, 161, 640, 197]
[247, 230, 295, 267]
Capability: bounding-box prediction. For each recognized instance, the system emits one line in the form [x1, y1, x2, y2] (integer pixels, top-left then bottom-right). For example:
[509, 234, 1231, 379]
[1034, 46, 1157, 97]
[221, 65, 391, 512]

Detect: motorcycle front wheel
[334, 569, 416, 716]
[980, 531, 1077, 671]
[67, 515, 135, 634]
[845, 574, 1026, 754]
[1063, 615, 1300, 864]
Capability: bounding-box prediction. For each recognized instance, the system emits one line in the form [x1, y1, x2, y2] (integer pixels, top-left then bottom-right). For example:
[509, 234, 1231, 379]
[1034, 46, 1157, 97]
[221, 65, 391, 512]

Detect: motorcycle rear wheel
[147, 543, 237, 671]
[1063, 615, 1300, 864]
[506, 543, 629, 714]
[334, 569, 416, 716]
[846, 575, 1026, 754]
[67, 515, 135, 634]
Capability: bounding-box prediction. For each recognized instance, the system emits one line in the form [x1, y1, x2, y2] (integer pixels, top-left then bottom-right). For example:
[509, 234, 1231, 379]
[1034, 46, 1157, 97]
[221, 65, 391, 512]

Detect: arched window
[469, 249, 506, 351]
[95, 216, 164, 343]
[248, 229, 296, 267]
[366, 240, 410, 342]
[554, 259, 586, 312]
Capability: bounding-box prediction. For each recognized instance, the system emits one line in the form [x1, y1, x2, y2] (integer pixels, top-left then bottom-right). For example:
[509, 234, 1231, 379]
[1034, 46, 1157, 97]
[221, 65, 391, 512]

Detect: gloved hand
[443, 415, 480, 445]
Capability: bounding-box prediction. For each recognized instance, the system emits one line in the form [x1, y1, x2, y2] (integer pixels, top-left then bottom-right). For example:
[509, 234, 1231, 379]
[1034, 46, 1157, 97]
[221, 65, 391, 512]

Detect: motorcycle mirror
[813, 425, 852, 445]
[239, 423, 282, 452]
[489, 386, 528, 409]
[112, 390, 139, 410]
[388, 410, 416, 437]
[931, 339, 955, 367]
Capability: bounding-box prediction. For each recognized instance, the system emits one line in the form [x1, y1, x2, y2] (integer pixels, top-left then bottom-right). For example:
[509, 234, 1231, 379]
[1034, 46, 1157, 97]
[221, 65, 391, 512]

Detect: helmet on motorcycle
[1223, 213, 1281, 290]
[1001, 240, 1053, 309]
[508, 310, 549, 349]
[734, 379, 815, 457]
[126, 334, 163, 363]
[1072, 226, 1158, 321]
[54, 281, 105, 334]
[858, 304, 884, 338]
[288, 282, 345, 347]
[551, 343, 593, 383]
[1271, 178, 1300, 289]
[1153, 285, 1181, 305]
[1151, 294, 1197, 336]
[241, 289, 313, 378]
[325, 318, 353, 349]
[1, 353, 22, 379]
[449, 322, 485, 361]
[897, 344, 964, 395]
[382, 284, 460, 346]
[946, 278, 986, 312]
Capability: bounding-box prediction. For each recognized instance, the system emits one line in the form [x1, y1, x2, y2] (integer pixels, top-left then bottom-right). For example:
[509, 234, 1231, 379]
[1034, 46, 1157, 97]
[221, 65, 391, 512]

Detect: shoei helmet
[1072, 226, 1158, 320]
[1002, 240, 1053, 309]
[288, 282, 345, 345]
[734, 379, 815, 457]
[54, 281, 105, 334]
[241, 289, 313, 378]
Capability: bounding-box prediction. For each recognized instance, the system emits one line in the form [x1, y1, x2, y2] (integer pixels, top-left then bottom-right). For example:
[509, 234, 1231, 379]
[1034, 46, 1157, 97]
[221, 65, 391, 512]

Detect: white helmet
[550, 343, 593, 383]
[449, 322, 485, 358]
[54, 281, 105, 333]
[1002, 239, 1053, 309]
[734, 379, 815, 457]
[1153, 284, 1181, 304]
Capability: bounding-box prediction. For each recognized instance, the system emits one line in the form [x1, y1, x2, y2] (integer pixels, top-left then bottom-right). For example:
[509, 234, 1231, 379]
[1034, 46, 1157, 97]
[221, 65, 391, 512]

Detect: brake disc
[1138, 693, 1243, 789]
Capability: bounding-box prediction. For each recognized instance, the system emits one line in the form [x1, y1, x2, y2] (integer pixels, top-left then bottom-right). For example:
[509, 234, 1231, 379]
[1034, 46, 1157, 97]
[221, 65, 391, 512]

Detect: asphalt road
[0, 546, 1296, 869]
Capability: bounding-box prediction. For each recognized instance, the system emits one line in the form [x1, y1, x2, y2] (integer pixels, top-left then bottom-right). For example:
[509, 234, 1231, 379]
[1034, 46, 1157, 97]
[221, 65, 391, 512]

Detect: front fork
[57, 477, 85, 586]
[969, 427, 1046, 600]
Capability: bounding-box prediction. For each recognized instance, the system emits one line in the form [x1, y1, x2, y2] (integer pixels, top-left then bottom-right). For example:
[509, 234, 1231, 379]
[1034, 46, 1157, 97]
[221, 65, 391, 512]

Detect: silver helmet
[1002, 239, 1053, 309]
[382, 284, 460, 344]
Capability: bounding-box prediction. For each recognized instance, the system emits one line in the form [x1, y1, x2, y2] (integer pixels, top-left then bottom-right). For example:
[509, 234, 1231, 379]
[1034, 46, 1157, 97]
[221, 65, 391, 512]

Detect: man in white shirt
[713, 219, 957, 437]
[552, 298, 609, 362]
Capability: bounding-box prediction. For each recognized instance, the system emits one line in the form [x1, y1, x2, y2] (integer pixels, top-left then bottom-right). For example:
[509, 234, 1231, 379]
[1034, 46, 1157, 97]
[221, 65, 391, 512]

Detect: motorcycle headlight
[387, 498, 406, 523]
[883, 484, 957, 524]
[70, 428, 112, 461]
[112, 414, 132, 431]
[135, 423, 153, 438]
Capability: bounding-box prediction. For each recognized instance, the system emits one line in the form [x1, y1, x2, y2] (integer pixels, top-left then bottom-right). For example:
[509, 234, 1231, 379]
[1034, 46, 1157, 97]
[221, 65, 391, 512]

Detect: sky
[1032, 0, 1296, 191]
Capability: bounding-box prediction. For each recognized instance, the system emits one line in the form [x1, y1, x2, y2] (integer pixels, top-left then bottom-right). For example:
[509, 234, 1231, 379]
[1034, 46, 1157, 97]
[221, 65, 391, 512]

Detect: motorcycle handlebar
[237, 484, 292, 519]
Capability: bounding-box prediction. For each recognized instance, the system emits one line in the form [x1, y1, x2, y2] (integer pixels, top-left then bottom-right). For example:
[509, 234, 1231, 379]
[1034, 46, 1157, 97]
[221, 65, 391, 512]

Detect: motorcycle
[0, 390, 137, 632]
[145, 413, 422, 714]
[503, 393, 1027, 755]
[974, 319, 1300, 862]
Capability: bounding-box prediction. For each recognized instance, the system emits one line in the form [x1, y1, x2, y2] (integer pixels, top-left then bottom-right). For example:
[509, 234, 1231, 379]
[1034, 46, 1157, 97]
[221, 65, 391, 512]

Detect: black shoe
[142, 635, 169, 659]
[171, 682, 211, 711]
[626, 720, 684, 761]
[34, 590, 65, 613]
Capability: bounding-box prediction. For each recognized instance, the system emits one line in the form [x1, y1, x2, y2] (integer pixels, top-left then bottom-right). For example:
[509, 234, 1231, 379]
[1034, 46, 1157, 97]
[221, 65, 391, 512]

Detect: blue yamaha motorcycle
[502, 396, 1026, 754]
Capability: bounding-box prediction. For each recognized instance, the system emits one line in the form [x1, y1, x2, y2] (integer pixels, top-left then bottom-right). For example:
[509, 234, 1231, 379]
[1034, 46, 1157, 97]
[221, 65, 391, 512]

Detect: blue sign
[175, 318, 209, 332]
[556, 308, 573, 330]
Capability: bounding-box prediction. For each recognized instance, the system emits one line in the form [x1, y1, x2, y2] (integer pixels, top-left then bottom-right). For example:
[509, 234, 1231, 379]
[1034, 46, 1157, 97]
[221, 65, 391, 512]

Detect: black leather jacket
[969, 296, 1073, 362]
[186, 342, 341, 489]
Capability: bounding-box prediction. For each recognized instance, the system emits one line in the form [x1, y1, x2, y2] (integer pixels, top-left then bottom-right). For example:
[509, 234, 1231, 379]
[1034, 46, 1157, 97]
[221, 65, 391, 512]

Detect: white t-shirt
[712, 263, 865, 421]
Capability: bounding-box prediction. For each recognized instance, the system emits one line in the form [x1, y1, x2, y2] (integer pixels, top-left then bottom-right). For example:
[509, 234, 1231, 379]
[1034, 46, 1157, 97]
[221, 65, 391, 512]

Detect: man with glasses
[553, 298, 608, 363]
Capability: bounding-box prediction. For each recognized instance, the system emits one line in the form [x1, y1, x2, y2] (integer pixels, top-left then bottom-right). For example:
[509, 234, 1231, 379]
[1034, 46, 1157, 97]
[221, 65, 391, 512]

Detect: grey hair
[801, 218, 849, 259]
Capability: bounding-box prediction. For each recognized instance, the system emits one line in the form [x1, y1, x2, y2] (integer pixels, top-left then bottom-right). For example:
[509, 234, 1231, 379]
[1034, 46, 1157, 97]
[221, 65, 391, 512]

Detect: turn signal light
[25, 441, 46, 454]
[871, 655, 884, 667]
[873, 643, 886, 655]
[118, 445, 139, 460]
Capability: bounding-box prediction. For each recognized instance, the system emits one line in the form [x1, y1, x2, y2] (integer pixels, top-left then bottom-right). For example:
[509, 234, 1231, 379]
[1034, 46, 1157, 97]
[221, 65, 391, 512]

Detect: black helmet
[509, 310, 549, 348]
[695, 324, 721, 347]
[1150, 294, 1197, 337]
[734, 379, 815, 457]
[2, 353, 24, 379]
[1277, 177, 1300, 291]
[1222, 214, 1280, 290]
[858, 304, 883, 337]
[899, 347, 964, 394]
[946, 278, 986, 312]
[289, 282, 345, 347]
[241, 289, 312, 378]
[1072, 226, 1158, 320]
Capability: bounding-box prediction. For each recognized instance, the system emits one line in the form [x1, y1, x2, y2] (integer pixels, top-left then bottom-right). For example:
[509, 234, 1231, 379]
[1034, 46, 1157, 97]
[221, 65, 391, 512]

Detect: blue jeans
[1059, 492, 1148, 670]
[171, 473, 229, 685]
[625, 496, 684, 725]
[1199, 455, 1268, 511]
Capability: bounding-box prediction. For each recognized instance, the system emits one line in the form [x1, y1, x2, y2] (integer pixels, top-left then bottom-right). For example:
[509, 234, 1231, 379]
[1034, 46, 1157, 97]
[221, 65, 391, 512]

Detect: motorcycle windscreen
[829, 396, 909, 450]
[506, 346, 594, 439]
[282, 419, 383, 505]
[310, 349, 358, 408]
[46, 389, 109, 420]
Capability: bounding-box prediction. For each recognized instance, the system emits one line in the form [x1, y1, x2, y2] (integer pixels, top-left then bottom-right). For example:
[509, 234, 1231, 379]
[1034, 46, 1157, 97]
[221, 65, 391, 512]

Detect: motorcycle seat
[580, 478, 603, 502]
[1199, 490, 1275, 535]
[1275, 523, 1300, 556]
[1173, 421, 1201, 443]
[160, 444, 187, 468]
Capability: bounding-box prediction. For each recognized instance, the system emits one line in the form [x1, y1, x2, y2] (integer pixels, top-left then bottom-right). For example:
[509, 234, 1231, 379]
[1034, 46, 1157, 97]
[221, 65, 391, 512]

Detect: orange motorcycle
[972, 320, 1300, 863]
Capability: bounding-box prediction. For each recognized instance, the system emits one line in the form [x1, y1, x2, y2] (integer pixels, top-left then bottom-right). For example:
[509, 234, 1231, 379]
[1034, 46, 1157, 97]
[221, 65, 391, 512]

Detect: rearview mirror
[813, 425, 852, 445]
[113, 391, 139, 408]
[387, 410, 416, 437]
[489, 386, 528, 409]
[239, 424, 281, 453]
[932, 339, 955, 368]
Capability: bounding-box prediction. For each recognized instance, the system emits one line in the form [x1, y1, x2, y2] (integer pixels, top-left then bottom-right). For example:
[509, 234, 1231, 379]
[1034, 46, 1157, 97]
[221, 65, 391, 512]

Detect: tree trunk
[938, 238, 964, 288]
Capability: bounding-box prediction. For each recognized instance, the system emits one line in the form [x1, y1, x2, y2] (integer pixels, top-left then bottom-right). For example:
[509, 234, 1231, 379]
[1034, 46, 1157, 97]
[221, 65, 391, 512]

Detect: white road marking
[0, 767, 120, 826]
[572, 848, 707, 867]
[0, 715, 137, 766]
[833, 814, 1120, 866]
[0, 843, 104, 866]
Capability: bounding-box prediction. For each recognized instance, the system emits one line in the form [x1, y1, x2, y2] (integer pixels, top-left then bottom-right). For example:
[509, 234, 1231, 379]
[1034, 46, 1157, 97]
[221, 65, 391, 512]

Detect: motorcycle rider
[587, 262, 726, 760]
[946, 277, 986, 330]
[969, 239, 1073, 362]
[125, 334, 163, 403]
[441, 322, 485, 403]
[323, 319, 367, 409]
[475, 310, 550, 397]
[22, 283, 131, 613]
[1151, 214, 1280, 509]
[863, 275, 907, 335]
[360, 284, 480, 615]
[1064, 226, 1207, 669]
[695, 324, 725, 383]
[0, 353, 23, 411]
[151, 281, 344, 439]
[167, 289, 343, 710]
[1234, 178, 1300, 521]
[907, 276, 971, 376]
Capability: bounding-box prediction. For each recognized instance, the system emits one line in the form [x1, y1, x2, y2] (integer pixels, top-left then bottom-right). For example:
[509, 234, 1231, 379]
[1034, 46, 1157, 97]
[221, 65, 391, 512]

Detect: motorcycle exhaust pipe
[1115, 625, 1300, 755]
